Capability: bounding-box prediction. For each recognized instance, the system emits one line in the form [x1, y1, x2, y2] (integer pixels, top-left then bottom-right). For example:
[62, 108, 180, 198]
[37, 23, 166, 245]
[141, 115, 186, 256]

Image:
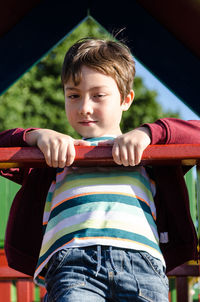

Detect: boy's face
[64, 65, 133, 138]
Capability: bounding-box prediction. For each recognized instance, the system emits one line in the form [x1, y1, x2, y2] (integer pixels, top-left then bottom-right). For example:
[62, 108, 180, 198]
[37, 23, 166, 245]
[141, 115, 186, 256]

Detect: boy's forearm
[25, 129, 41, 146]
[137, 126, 152, 143]
[0, 128, 37, 147]
[143, 118, 200, 145]
[0, 128, 37, 184]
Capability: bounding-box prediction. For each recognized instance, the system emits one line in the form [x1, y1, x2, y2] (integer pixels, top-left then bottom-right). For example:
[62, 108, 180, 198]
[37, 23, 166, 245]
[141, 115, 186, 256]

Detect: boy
[1, 38, 200, 301]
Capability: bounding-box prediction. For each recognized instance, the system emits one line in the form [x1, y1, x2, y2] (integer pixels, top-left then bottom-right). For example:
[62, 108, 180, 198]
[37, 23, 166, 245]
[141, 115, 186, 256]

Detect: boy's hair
[61, 37, 135, 100]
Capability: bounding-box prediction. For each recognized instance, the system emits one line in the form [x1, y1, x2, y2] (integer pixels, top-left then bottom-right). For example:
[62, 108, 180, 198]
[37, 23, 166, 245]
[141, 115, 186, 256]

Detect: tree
[0, 17, 179, 137]
[121, 77, 178, 133]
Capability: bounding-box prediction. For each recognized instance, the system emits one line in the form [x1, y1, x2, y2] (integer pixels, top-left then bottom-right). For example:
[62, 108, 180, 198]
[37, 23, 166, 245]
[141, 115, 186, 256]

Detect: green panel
[11, 282, 17, 302]
[34, 285, 41, 302]
[185, 168, 197, 229]
[169, 278, 177, 302]
[196, 166, 200, 240]
[0, 177, 20, 248]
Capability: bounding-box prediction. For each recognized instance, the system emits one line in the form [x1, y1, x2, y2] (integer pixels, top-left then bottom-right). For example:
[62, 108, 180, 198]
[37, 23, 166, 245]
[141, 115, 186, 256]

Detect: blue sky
[135, 59, 199, 120]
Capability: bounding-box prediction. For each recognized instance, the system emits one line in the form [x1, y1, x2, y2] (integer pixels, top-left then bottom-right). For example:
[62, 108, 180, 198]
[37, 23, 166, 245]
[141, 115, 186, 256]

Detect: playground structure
[0, 145, 199, 301]
[0, 0, 199, 301]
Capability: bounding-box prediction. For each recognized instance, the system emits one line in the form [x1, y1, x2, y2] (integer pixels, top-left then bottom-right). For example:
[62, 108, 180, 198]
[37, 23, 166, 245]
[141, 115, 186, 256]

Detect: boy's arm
[0, 128, 37, 184]
[0, 128, 90, 168]
[143, 118, 200, 145]
[0, 128, 36, 147]
[104, 118, 200, 167]
[25, 129, 90, 168]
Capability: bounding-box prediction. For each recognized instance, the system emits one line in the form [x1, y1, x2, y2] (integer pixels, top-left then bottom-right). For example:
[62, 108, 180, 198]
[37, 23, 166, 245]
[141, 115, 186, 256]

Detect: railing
[0, 145, 200, 302]
[0, 250, 46, 302]
[0, 144, 199, 168]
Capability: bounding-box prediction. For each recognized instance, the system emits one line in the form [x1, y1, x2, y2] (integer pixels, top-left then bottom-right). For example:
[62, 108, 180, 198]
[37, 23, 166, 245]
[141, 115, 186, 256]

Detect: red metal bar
[0, 250, 46, 301]
[40, 287, 47, 301]
[0, 144, 199, 168]
[16, 280, 34, 302]
[0, 281, 11, 301]
[0, 249, 31, 279]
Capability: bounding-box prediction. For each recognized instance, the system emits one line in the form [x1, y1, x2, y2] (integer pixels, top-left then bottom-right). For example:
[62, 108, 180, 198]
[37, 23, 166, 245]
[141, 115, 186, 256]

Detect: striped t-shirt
[34, 136, 165, 285]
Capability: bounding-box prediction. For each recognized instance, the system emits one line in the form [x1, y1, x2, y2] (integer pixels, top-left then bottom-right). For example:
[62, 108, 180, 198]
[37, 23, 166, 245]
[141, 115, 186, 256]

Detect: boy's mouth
[79, 120, 97, 126]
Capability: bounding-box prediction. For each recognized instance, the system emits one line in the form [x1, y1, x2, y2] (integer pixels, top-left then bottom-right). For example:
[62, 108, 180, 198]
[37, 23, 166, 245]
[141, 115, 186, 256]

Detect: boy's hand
[25, 129, 90, 168]
[99, 127, 151, 166]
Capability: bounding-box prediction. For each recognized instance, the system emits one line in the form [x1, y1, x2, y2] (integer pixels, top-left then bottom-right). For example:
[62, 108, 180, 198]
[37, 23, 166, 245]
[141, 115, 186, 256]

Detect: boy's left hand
[99, 127, 151, 166]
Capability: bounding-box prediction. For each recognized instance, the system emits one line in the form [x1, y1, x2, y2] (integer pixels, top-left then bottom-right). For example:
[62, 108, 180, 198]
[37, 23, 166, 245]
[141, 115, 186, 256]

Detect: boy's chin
[79, 132, 99, 138]
[78, 129, 104, 138]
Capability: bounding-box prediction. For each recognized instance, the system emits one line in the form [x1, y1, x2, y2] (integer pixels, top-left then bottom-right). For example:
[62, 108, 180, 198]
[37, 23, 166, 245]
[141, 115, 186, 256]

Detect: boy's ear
[121, 90, 135, 111]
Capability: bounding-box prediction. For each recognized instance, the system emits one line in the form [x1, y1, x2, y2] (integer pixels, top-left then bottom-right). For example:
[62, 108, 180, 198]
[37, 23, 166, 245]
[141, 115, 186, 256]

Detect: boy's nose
[78, 98, 93, 115]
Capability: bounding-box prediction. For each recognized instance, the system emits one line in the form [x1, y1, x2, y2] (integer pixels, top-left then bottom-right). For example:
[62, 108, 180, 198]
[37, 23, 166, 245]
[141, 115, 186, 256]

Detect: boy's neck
[82, 129, 123, 139]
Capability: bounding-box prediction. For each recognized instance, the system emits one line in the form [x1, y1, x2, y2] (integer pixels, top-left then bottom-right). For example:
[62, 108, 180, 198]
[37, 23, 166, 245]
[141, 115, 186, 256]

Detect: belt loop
[109, 246, 117, 273]
[96, 245, 102, 277]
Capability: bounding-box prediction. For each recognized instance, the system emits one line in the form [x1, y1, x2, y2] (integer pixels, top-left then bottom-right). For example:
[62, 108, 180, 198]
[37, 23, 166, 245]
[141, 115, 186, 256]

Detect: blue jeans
[44, 246, 169, 302]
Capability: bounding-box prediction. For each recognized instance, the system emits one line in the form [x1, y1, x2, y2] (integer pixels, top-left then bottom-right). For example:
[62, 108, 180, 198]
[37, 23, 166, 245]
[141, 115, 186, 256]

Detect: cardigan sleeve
[0, 128, 37, 147]
[143, 118, 200, 145]
[0, 128, 37, 185]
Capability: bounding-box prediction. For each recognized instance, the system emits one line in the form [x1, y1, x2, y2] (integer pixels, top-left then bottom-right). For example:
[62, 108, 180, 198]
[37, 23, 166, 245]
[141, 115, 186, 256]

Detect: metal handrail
[0, 144, 199, 168]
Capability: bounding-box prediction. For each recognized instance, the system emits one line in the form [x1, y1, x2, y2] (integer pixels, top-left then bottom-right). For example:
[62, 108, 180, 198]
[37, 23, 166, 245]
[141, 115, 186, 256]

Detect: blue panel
[90, 0, 200, 116]
[0, 0, 88, 94]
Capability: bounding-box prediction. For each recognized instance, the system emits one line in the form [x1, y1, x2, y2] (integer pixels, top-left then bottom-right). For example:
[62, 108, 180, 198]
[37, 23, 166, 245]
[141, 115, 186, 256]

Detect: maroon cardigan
[0, 118, 200, 276]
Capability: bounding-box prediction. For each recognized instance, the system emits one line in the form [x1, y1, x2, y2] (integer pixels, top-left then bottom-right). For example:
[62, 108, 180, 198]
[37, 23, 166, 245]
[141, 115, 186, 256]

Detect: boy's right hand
[25, 129, 90, 168]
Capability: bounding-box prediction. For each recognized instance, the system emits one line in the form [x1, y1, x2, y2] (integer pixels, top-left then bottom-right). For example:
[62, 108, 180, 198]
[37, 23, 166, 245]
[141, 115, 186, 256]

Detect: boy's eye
[68, 94, 79, 99]
[94, 94, 106, 98]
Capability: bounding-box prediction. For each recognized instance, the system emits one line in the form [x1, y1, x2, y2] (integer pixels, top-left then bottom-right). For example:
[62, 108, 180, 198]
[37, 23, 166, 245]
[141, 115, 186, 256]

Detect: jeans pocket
[45, 248, 72, 281]
[139, 251, 169, 288]
[45, 248, 86, 301]
[134, 252, 169, 302]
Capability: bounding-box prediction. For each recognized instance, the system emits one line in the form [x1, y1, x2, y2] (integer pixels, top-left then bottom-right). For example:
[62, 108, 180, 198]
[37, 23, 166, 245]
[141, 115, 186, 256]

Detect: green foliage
[0, 17, 179, 137]
[121, 77, 179, 133]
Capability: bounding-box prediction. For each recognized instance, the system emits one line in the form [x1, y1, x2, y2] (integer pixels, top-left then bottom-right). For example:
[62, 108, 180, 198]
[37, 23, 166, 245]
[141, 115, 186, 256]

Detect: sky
[135, 59, 199, 120]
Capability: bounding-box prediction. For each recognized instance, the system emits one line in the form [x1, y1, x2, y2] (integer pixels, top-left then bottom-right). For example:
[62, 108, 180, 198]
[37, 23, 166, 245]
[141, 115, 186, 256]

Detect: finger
[134, 145, 143, 165]
[74, 139, 91, 146]
[43, 147, 52, 167]
[57, 143, 68, 168]
[112, 143, 122, 165]
[119, 145, 129, 166]
[66, 143, 75, 166]
[127, 144, 136, 166]
[38, 142, 52, 167]
[50, 141, 60, 168]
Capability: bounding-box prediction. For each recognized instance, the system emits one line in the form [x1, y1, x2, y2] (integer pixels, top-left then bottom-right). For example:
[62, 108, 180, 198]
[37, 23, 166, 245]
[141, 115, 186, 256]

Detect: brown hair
[61, 37, 135, 100]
